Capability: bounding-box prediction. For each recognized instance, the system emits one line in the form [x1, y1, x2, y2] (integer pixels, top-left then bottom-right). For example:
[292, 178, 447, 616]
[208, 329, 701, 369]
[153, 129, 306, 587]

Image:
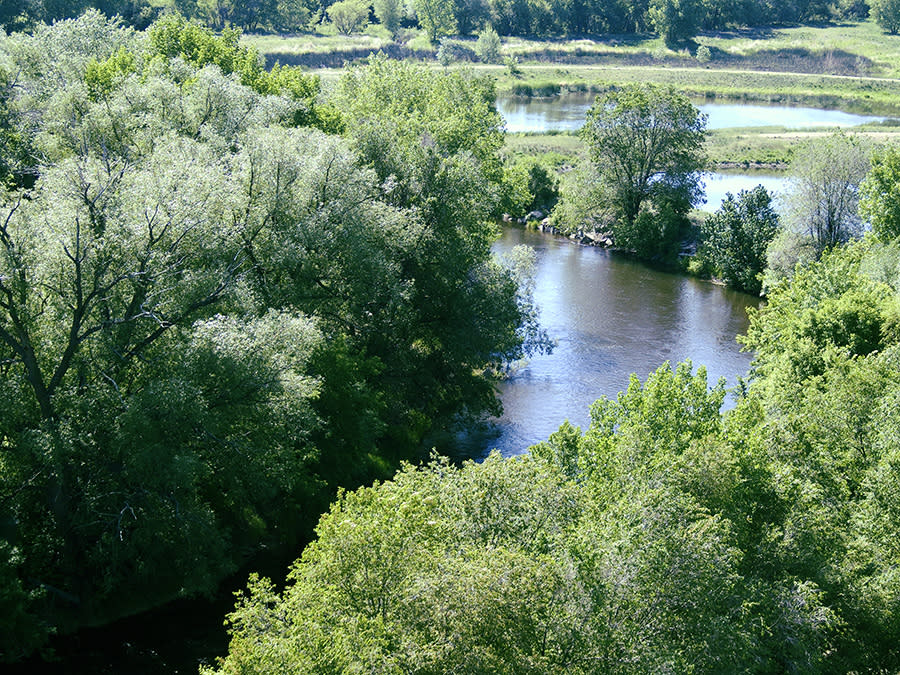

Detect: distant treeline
[0, 0, 874, 41]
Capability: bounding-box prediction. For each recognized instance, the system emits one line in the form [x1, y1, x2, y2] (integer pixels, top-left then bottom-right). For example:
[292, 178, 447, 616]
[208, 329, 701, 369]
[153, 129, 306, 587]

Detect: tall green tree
[0, 15, 547, 658]
[859, 145, 900, 241]
[326, 0, 369, 33]
[414, 0, 457, 41]
[326, 57, 549, 461]
[373, 0, 402, 33]
[871, 0, 900, 33]
[648, 0, 702, 46]
[580, 84, 706, 260]
[700, 185, 781, 294]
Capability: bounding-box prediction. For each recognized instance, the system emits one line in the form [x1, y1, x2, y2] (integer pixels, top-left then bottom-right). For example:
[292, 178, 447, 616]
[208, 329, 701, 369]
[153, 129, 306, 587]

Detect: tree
[329, 57, 550, 447]
[414, 0, 457, 41]
[373, 0, 402, 33]
[859, 145, 900, 241]
[474, 23, 502, 62]
[0, 135, 325, 644]
[581, 84, 706, 260]
[700, 185, 780, 294]
[648, 0, 702, 47]
[455, 0, 491, 34]
[785, 132, 871, 255]
[0, 16, 547, 657]
[205, 455, 593, 674]
[871, 0, 900, 33]
[326, 0, 369, 33]
[272, 0, 314, 30]
[208, 360, 856, 673]
[741, 240, 895, 393]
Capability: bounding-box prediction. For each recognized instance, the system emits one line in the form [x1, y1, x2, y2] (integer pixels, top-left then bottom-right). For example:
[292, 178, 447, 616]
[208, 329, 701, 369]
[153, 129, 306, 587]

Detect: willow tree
[785, 132, 871, 255]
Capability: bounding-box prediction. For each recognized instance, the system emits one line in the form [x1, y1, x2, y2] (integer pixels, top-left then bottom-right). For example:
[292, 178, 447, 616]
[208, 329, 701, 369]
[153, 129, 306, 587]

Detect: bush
[696, 45, 711, 63]
[437, 38, 453, 65]
[474, 25, 502, 63]
[700, 185, 780, 294]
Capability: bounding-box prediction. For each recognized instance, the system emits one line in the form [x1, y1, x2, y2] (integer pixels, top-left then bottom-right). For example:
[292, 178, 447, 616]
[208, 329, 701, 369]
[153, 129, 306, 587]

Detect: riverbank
[485, 65, 900, 115]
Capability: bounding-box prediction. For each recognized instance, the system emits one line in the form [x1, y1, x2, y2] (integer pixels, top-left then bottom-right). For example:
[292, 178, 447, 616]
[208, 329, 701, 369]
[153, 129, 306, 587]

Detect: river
[461, 227, 761, 458]
[701, 172, 788, 212]
[498, 92, 887, 133]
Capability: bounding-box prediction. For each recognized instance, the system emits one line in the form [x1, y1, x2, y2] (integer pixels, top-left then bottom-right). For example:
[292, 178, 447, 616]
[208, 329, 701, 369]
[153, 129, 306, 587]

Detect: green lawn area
[697, 21, 900, 78]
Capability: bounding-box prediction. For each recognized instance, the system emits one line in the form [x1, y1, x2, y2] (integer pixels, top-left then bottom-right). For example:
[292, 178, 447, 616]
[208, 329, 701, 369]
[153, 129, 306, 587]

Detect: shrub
[696, 45, 711, 63]
[437, 38, 453, 65]
[474, 25, 502, 63]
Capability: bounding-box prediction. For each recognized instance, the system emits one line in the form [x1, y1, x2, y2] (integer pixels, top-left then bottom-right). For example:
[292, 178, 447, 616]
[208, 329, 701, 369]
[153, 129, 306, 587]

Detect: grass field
[245, 20, 900, 74]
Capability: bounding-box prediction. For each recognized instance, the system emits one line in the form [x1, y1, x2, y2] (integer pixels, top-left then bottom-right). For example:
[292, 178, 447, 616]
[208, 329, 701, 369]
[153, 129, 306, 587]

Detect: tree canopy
[579, 84, 706, 261]
[0, 0, 872, 42]
[700, 185, 781, 294]
[786, 132, 871, 254]
[860, 144, 900, 242]
[0, 13, 543, 659]
[211, 236, 900, 674]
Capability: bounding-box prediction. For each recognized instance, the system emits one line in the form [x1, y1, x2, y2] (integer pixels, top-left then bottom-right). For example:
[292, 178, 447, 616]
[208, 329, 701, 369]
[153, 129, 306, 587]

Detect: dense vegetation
[0, 0, 884, 46]
[210, 235, 900, 673]
[557, 83, 706, 263]
[0, 12, 548, 660]
[4, 5, 900, 671]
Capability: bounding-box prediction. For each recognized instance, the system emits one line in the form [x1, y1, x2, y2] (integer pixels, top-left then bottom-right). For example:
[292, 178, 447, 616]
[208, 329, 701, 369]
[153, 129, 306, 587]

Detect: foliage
[742, 239, 898, 396]
[871, 0, 900, 34]
[329, 57, 551, 445]
[326, 0, 369, 34]
[373, 0, 402, 34]
[474, 24, 502, 63]
[216, 351, 899, 672]
[148, 13, 340, 132]
[580, 84, 706, 261]
[504, 54, 521, 76]
[859, 145, 900, 242]
[4, 0, 900, 40]
[648, 0, 702, 47]
[0, 16, 543, 658]
[436, 38, 454, 65]
[785, 132, 871, 255]
[147, 13, 263, 87]
[498, 158, 558, 216]
[695, 43, 711, 63]
[700, 185, 781, 294]
[206, 454, 589, 674]
[413, 0, 457, 42]
[215, 236, 900, 671]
